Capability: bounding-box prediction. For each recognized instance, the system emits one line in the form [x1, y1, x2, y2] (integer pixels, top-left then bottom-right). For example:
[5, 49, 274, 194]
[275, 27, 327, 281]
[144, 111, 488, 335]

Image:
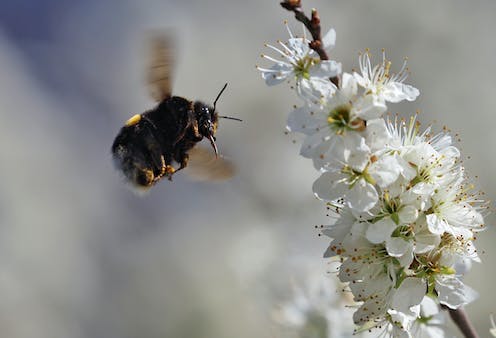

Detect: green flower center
[327, 104, 353, 135]
[341, 164, 376, 189]
[293, 56, 318, 80]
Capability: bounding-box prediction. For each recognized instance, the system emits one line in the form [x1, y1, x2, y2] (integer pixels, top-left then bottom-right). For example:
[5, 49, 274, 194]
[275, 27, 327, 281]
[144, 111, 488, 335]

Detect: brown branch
[442, 306, 479, 338]
[280, 0, 340, 87]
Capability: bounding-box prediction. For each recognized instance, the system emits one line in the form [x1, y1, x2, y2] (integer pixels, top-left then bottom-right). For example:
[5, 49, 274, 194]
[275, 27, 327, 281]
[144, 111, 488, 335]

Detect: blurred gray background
[0, 0, 495, 337]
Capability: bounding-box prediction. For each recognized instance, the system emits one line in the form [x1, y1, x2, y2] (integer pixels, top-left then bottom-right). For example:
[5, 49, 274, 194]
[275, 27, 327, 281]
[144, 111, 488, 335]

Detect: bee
[111, 34, 240, 189]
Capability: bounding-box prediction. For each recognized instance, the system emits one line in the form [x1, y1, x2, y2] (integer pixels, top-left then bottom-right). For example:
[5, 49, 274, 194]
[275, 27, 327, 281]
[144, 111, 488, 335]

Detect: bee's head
[194, 101, 218, 156]
[194, 84, 241, 157]
[195, 102, 218, 134]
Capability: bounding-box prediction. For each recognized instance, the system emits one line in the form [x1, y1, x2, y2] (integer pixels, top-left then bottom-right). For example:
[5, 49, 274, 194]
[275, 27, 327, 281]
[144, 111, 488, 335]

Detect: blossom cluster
[272, 265, 362, 338]
[258, 21, 486, 337]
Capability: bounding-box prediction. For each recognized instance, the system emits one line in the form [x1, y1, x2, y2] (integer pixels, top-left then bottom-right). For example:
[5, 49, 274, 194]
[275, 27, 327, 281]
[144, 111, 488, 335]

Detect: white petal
[322, 28, 336, 50]
[311, 137, 343, 170]
[346, 179, 378, 212]
[436, 276, 478, 309]
[310, 60, 341, 78]
[440, 145, 460, 159]
[343, 134, 370, 172]
[354, 94, 387, 120]
[414, 231, 440, 254]
[287, 105, 326, 135]
[369, 154, 401, 188]
[312, 171, 347, 202]
[352, 71, 370, 89]
[448, 203, 484, 229]
[382, 82, 420, 102]
[398, 205, 419, 224]
[364, 118, 390, 151]
[401, 84, 420, 101]
[353, 296, 389, 325]
[261, 62, 292, 86]
[296, 78, 321, 102]
[388, 311, 414, 338]
[419, 296, 439, 317]
[426, 214, 447, 235]
[391, 277, 426, 314]
[366, 218, 396, 244]
[300, 130, 330, 158]
[287, 37, 309, 58]
[340, 72, 358, 98]
[396, 156, 417, 181]
[386, 237, 411, 257]
[411, 182, 437, 196]
[397, 244, 414, 267]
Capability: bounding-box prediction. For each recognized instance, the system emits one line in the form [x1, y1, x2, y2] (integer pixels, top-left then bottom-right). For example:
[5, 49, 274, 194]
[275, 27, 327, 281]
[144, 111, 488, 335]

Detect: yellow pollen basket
[125, 114, 141, 126]
[164, 165, 176, 175]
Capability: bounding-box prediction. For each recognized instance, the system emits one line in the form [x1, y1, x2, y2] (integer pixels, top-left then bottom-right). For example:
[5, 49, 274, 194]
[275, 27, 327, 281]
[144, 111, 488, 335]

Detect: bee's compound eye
[135, 169, 155, 187]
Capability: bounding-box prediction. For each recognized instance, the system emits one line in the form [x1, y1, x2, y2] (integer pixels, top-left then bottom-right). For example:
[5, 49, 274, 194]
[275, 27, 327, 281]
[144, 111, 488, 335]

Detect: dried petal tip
[311, 9, 321, 27]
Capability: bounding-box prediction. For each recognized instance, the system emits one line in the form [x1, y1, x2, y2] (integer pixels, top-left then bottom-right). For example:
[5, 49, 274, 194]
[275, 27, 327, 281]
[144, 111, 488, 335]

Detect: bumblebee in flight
[111, 35, 240, 189]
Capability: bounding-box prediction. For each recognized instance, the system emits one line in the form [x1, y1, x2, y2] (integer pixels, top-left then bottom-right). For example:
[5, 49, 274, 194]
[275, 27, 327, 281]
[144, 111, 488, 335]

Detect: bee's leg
[191, 120, 202, 141]
[177, 152, 189, 171]
[154, 154, 176, 182]
[142, 132, 175, 182]
[172, 145, 189, 172]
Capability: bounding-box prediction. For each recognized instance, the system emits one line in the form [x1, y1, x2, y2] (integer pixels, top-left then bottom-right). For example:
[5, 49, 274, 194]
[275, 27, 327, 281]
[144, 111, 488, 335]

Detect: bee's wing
[185, 146, 236, 181]
[147, 33, 174, 102]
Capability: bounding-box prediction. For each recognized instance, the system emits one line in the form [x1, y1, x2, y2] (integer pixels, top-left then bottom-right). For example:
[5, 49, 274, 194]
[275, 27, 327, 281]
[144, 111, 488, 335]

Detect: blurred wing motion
[147, 33, 174, 102]
[185, 146, 236, 181]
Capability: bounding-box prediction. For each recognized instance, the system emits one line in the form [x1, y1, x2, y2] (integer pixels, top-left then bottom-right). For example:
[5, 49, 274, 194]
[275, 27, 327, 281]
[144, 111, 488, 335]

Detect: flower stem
[443, 306, 479, 338]
[280, 0, 340, 87]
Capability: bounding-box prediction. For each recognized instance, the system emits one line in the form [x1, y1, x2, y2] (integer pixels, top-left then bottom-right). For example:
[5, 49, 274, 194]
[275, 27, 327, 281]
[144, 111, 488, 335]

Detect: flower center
[341, 164, 375, 188]
[293, 56, 318, 80]
[327, 104, 353, 134]
[391, 225, 413, 240]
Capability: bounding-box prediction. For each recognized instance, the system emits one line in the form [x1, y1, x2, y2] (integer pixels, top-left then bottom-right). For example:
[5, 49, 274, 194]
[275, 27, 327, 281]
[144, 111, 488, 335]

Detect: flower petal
[398, 205, 419, 224]
[322, 28, 336, 50]
[369, 154, 401, 188]
[382, 82, 420, 102]
[260, 62, 292, 86]
[366, 218, 397, 244]
[386, 237, 411, 257]
[346, 179, 378, 212]
[310, 60, 341, 79]
[313, 171, 347, 202]
[426, 214, 447, 235]
[391, 277, 426, 314]
[436, 276, 478, 309]
[287, 105, 326, 135]
[300, 130, 330, 158]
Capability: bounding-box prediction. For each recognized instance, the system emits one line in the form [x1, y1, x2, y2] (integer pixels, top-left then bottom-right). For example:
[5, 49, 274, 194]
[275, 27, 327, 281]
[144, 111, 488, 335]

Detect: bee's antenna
[218, 115, 242, 122]
[213, 83, 228, 113]
[213, 83, 242, 122]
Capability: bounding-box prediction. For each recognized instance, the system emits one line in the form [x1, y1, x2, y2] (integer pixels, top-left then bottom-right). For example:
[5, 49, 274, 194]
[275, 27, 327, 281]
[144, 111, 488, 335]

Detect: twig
[280, 0, 340, 87]
[442, 306, 479, 338]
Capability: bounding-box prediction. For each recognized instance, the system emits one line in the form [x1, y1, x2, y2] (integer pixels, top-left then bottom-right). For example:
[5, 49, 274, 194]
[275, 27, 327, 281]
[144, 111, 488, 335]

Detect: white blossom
[259, 13, 486, 337]
[272, 264, 371, 338]
[354, 50, 419, 104]
[258, 23, 341, 102]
